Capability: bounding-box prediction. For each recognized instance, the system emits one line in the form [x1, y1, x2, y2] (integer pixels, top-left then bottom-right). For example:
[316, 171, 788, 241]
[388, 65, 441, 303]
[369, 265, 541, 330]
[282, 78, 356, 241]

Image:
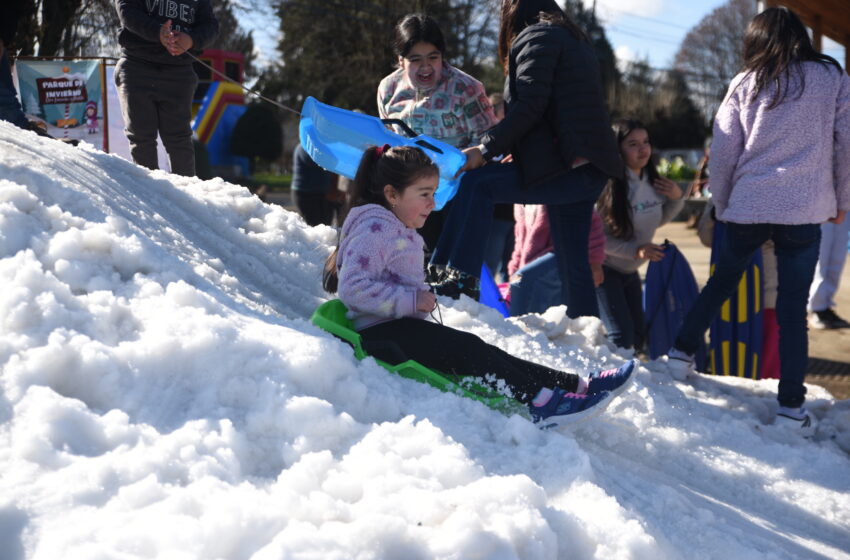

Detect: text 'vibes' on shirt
[144, 0, 199, 31]
[116, 0, 218, 66]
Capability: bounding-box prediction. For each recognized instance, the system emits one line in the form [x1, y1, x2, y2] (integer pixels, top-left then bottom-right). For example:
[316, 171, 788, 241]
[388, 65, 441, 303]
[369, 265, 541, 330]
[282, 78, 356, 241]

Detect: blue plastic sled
[299, 97, 466, 210]
[644, 241, 707, 370]
[708, 222, 764, 379]
[479, 264, 509, 317]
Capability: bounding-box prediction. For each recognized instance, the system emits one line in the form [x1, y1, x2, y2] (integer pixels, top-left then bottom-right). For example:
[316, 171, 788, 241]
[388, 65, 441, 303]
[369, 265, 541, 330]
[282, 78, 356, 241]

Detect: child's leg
[115, 59, 159, 171]
[595, 266, 637, 349]
[509, 253, 560, 316]
[359, 318, 579, 403]
[622, 271, 646, 351]
[155, 65, 198, 177]
[772, 224, 821, 408]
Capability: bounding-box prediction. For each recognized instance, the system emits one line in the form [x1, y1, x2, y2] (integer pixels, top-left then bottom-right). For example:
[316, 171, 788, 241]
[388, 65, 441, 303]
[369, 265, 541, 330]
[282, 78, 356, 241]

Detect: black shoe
[430, 268, 480, 301]
[809, 309, 850, 330]
[425, 264, 446, 285]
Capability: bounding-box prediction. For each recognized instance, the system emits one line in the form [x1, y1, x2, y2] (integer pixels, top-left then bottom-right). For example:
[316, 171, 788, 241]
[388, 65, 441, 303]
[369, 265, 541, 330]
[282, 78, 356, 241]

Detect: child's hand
[166, 31, 193, 55]
[636, 243, 665, 262]
[159, 20, 174, 49]
[653, 176, 683, 200]
[828, 209, 847, 225]
[591, 262, 604, 287]
[454, 145, 486, 177]
[417, 290, 437, 312]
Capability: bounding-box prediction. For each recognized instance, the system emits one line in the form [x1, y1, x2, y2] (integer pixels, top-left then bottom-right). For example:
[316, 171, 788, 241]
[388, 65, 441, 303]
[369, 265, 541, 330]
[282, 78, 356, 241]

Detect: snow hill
[1, 121, 849, 559]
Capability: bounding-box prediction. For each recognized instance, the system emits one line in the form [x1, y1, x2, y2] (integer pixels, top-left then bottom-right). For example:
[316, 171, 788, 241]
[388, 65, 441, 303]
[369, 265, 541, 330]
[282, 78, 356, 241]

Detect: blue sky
[247, 1, 845, 72]
[583, 0, 845, 70]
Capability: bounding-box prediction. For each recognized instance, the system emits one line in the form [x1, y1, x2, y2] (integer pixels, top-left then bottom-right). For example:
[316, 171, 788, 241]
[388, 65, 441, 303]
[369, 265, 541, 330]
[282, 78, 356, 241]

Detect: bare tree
[673, 0, 756, 123]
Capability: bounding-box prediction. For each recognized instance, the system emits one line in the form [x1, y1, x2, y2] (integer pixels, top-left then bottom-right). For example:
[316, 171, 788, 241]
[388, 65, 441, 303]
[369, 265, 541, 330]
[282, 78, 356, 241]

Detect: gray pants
[115, 57, 198, 177]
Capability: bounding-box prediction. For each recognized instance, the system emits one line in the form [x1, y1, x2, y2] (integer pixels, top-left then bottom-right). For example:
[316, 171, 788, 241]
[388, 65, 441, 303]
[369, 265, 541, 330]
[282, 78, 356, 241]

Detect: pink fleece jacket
[508, 205, 605, 277]
[710, 61, 850, 224]
[337, 204, 430, 330]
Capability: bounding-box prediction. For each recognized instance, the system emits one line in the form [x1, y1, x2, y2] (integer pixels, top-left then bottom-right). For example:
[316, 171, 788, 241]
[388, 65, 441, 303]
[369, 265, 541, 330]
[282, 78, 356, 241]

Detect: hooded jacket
[116, 0, 219, 66]
[337, 204, 430, 330]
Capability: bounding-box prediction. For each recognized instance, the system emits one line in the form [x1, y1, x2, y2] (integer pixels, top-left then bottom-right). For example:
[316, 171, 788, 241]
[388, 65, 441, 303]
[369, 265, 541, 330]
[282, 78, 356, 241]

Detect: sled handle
[380, 119, 445, 155]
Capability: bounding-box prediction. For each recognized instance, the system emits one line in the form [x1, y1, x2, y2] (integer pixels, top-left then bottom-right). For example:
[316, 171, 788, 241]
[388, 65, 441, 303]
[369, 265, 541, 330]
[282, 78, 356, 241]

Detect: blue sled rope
[299, 96, 466, 210]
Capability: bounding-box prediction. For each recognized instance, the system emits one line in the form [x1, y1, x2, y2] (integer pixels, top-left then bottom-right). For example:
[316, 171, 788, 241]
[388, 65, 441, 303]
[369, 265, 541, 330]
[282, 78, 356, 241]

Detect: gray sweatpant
[115, 57, 198, 177]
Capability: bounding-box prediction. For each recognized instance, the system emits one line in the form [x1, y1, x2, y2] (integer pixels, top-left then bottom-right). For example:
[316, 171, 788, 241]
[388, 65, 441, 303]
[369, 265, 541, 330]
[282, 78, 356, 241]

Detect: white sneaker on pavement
[666, 347, 695, 380]
[775, 407, 818, 438]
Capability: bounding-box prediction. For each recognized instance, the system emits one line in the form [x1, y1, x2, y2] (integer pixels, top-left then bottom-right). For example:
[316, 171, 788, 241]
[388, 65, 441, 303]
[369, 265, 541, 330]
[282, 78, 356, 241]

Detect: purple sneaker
[587, 359, 637, 398]
[529, 388, 613, 427]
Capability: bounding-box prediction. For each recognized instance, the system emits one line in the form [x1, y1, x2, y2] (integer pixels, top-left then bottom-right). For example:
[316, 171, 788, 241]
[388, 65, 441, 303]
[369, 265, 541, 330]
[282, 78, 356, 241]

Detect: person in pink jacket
[667, 7, 850, 437]
[322, 144, 635, 426]
[507, 205, 605, 316]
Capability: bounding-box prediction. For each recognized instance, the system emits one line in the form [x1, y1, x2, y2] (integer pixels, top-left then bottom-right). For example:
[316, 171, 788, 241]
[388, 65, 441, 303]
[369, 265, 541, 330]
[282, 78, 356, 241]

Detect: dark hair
[322, 146, 438, 293]
[497, 0, 588, 70]
[393, 14, 446, 59]
[597, 119, 658, 240]
[741, 7, 842, 109]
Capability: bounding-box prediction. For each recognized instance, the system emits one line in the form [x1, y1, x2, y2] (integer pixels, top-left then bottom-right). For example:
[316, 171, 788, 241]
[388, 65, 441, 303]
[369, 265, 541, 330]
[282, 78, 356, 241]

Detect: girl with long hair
[667, 7, 850, 436]
[595, 119, 684, 351]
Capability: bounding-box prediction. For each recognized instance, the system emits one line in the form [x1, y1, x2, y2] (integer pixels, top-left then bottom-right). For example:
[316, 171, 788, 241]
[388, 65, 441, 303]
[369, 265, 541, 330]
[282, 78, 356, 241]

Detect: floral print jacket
[337, 204, 430, 330]
[377, 64, 498, 149]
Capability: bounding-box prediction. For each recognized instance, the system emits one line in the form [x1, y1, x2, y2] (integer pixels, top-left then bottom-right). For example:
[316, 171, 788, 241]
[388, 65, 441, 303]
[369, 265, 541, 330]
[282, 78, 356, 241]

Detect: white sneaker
[775, 407, 818, 438]
[667, 347, 695, 380]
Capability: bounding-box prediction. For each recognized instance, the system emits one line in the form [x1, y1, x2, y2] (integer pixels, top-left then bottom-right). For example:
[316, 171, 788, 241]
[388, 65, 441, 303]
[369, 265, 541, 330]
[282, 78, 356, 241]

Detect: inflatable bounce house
[191, 49, 250, 177]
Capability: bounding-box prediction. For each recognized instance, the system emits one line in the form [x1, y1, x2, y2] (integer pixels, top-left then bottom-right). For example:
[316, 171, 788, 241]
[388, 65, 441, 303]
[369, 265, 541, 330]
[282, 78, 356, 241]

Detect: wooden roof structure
[763, 0, 850, 69]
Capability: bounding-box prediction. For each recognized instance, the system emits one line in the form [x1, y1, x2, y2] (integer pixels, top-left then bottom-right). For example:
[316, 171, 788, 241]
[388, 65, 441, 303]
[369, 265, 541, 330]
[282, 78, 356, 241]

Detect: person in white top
[595, 119, 684, 351]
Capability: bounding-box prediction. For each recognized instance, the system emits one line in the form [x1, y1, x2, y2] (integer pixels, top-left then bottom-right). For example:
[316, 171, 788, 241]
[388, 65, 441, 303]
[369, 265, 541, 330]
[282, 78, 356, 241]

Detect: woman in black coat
[430, 0, 622, 319]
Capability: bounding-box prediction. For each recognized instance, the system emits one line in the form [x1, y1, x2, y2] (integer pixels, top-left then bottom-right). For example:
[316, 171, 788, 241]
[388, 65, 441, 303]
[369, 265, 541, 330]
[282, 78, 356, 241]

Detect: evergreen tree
[650, 70, 708, 149]
[609, 60, 707, 149]
[563, 0, 620, 101]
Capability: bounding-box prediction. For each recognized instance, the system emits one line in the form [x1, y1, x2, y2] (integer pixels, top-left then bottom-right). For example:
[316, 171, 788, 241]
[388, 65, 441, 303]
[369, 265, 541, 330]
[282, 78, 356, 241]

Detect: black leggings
[359, 318, 578, 403]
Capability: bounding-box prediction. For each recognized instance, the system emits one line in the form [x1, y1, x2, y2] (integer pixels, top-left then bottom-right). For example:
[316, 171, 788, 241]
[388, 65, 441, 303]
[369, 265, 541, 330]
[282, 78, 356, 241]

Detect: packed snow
[1, 120, 849, 559]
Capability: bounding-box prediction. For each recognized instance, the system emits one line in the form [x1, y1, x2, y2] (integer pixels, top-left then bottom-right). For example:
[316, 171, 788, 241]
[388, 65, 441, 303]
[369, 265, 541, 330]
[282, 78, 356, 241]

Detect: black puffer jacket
[480, 22, 623, 187]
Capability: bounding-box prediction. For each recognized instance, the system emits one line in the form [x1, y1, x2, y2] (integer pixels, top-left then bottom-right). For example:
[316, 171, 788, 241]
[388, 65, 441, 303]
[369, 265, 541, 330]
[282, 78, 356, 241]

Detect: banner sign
[15, 59, 107, 149]
[37, 76, 89, 105]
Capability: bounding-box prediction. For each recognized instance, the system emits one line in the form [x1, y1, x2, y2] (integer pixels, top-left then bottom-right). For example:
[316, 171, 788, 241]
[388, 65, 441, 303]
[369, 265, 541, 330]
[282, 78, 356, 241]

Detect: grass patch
[249, 172, 292, 191]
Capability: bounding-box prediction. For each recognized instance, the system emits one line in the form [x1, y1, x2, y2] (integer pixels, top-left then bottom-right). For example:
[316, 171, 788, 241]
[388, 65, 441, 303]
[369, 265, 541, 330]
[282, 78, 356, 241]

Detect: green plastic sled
[311, 299, 525, 415]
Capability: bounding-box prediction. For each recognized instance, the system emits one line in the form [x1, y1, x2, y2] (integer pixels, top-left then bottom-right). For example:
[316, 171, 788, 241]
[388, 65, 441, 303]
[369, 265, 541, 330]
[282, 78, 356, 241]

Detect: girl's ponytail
[322, 146, 384, 294]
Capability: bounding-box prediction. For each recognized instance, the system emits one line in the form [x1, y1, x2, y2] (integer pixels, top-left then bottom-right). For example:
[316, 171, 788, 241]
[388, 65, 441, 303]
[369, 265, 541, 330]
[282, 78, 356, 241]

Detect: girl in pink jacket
[322, 145, 635, 426]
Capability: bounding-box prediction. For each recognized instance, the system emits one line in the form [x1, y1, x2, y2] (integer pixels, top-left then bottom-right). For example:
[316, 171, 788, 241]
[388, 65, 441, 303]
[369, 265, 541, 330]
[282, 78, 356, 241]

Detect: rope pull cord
[430, 300, 443, 325]
[185, 50, 301, 117]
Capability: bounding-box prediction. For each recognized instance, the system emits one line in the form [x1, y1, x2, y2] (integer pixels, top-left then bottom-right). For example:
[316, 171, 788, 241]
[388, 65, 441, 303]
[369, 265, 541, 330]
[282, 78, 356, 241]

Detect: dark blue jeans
[0, 49, 29, 129]
[510, 252, 561, 316]
[483, 218, 514, 281]
[674, 222, 821, 408]
[596, 266, 645, 351]
[431, 162, 606, 318]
